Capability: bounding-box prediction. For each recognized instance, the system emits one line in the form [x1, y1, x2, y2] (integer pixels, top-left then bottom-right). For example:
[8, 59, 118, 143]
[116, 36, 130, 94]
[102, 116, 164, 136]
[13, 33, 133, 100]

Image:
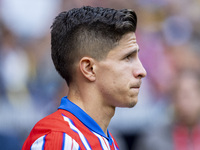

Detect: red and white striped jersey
[22, 96, 119, 150]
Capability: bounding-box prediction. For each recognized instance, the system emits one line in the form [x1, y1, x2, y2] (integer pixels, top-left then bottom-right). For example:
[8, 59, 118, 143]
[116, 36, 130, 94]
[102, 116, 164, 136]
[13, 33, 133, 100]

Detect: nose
[133, 59, 147, 79]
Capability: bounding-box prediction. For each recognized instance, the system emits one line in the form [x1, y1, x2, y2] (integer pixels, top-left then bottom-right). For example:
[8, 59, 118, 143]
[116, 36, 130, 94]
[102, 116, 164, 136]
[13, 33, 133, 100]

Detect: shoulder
[33, 109, 70, 132]
[22, 109, 84, 150]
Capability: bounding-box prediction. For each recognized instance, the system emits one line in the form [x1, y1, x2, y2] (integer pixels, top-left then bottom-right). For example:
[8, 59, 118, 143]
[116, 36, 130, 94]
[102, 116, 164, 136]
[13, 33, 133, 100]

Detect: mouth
[130, 81, 141, 89]
[130, 87, 140, 91]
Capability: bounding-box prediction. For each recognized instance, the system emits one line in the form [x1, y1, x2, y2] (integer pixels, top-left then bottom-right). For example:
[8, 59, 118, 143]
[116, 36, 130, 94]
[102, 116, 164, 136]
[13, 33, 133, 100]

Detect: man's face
[95, 32, 146, 108]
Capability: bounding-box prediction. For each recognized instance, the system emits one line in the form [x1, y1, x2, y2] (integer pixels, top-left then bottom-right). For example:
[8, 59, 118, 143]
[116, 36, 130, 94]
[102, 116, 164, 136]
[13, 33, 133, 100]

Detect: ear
[79, 57, 96, 82]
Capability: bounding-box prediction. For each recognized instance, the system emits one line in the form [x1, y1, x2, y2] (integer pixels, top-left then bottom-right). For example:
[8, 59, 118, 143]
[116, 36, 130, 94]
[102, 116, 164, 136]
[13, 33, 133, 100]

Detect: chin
[120, 99, 138, 108]
[128, 97, 138, 108]
[128, 101, 137, 108]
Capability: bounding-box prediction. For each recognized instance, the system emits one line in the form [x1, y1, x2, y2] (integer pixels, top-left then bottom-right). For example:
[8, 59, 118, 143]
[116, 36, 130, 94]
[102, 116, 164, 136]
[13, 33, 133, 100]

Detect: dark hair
[51, 6, 137, 85]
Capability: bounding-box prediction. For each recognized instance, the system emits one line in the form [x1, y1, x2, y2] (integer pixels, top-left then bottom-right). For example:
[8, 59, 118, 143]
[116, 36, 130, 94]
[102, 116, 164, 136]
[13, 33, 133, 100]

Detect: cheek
[96, 69, 126, 96]
[105, 70, 129, 88]
[96, 62, 132, 90]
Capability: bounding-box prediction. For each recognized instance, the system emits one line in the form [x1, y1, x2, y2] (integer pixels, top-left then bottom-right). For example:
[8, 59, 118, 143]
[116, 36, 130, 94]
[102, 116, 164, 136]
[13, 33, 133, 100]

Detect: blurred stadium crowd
[0, 0, 200, 149]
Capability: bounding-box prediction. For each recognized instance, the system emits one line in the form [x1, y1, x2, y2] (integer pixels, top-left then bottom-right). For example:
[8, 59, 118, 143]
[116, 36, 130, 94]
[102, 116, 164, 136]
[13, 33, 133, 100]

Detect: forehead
[106, 32, 138, 57]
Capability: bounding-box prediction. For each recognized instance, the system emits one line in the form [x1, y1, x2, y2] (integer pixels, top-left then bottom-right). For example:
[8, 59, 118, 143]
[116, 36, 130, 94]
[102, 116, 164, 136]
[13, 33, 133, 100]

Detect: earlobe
[79, 57, 96, 82]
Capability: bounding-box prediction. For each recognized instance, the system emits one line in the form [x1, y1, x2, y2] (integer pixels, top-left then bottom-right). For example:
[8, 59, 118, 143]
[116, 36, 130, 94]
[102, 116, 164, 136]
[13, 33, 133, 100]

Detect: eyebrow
[125, 48, 140, 57]
[130, 48, 140, 54]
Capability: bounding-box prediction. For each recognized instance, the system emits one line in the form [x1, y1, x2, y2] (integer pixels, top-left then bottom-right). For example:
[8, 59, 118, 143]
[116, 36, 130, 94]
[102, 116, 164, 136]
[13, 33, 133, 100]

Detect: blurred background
[0, 0, 200, 149]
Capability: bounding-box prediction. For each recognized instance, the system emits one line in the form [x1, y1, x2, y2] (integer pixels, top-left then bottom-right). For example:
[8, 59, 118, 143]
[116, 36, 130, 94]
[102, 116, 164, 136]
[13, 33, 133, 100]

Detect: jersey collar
[58, 96, 113, 144]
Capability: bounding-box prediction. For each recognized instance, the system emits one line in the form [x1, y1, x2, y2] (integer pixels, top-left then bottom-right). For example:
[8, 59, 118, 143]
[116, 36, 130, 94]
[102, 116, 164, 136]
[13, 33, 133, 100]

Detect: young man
[22, 6, 146, 150]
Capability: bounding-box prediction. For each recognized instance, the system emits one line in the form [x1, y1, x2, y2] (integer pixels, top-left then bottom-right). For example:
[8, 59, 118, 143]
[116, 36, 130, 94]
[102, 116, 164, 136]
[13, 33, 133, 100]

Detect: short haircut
[51, 6, 137, 85]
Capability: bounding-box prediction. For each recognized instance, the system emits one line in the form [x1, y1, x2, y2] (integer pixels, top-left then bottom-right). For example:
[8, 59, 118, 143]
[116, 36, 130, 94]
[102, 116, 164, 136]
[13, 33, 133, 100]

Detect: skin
[68, 32, 146, 135]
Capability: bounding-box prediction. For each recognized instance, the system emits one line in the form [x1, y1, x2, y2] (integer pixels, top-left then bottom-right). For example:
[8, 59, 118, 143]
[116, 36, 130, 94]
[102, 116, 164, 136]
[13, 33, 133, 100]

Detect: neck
[67, 84, 115, 135]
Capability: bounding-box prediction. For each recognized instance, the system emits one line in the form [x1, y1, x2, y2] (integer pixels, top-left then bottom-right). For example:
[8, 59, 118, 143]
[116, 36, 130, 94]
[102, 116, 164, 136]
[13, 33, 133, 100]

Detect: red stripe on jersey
[44, 132, 63, 150]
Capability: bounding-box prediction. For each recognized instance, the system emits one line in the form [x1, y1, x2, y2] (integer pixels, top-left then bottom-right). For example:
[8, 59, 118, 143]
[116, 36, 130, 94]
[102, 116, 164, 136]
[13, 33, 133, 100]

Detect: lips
[131, 86, 140, 89]
[131, 85, 140, 88]
[130, 81, 141, 89]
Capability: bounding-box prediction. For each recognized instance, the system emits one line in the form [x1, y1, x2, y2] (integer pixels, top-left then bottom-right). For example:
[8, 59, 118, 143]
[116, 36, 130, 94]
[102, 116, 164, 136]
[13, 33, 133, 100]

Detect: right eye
[125, 54, 132, 60]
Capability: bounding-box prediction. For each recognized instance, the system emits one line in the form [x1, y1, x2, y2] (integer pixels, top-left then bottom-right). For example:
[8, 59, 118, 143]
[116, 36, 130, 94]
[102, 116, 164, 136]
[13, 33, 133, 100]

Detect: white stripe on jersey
[31, 135, 46, 150]
[93, 132, 111, 150]
[63, 133, 80, 150]
[63, 115, 91, 150]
